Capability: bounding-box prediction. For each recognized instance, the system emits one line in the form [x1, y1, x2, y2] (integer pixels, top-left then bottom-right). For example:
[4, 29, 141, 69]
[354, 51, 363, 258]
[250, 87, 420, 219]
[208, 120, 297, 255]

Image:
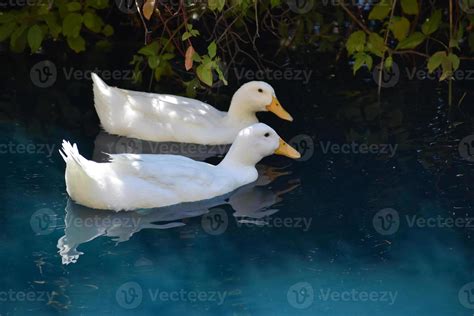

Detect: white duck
[60, 123, 300, 211]
[91, 73, 293, 144]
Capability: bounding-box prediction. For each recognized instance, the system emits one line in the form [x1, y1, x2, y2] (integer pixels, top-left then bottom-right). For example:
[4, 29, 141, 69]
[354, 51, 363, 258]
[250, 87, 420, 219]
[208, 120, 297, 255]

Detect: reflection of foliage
[0, 0, 114, 53]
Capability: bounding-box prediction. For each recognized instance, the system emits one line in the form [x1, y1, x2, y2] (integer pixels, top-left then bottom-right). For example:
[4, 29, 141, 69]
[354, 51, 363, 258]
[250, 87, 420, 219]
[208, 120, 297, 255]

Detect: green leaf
[427, 51, 446, 73]
[353, 52, 373, 74]
[400, 0, 418, 15]
[367, 32, 386, 57]
[138, 41, 159, 56]
[346, 30, 366, 55]
[208, 0, 225, 11]
[67, 35, 86, 52]
[368, 1, 392, 20]
[27, 25, 44, 53]
[208, 41, 217, 58]
[196, 62, 213, 86]
[148, 55, 160, 69]
[215, 65, 228, 85]
[102, 24, 114, 36]
[62, 13, 83, 38]
[0, 12, 16, 24]
[385, 56, 393, 69]
[192, 52, 202, 62]
[83, 12, 103, 33]
[0, 22, 16, 42]
[182, 32, 191, 41]
[86, 0, 108, 9]
[421, 10, 442, 35]
[389, 17, 410, 41]
[395, 32, 425, 49]
[270, 0, 281, 8]
[43, 13, 62, 39]
[448, 53, 460, 71]
[469, 33, 474, 52]
[10, 24, 27, 53]
[67, 2, 82, 12]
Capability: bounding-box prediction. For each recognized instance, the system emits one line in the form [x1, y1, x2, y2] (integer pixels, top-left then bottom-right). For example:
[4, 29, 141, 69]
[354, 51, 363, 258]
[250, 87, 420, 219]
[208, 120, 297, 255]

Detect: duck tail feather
[60, 140, 88, 171]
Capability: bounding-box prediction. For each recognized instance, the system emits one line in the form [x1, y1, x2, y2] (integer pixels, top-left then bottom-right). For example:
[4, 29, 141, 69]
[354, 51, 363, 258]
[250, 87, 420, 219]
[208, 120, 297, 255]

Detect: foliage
[0, 0, 114, 53]
[1, 0, 474, 92]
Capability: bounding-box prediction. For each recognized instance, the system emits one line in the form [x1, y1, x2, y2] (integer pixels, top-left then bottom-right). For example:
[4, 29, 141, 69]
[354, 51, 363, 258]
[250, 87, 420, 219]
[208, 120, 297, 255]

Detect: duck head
[228, 81, 293, 122]
[220, 123, 300, 168]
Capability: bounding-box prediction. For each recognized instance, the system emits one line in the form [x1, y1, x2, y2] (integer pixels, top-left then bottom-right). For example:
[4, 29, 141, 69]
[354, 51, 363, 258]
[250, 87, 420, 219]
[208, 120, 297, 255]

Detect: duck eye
[258, 88, 263, 93]
[264, 132, 270, 137]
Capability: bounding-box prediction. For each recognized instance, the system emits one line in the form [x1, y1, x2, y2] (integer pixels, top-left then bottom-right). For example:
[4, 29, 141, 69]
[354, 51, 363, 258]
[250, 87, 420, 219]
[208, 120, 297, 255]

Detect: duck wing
[108, 153, 218, 188]
[119, 89, 226, 128]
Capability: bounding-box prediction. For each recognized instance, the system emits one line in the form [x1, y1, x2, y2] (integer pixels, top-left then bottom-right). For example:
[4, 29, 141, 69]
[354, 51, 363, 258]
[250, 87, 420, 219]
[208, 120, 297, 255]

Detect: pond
[1, 64, 474, 315]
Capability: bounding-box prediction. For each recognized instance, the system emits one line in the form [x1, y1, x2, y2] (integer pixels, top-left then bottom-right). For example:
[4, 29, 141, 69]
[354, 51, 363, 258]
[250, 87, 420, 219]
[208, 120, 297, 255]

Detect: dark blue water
[1, 69, 474, 315]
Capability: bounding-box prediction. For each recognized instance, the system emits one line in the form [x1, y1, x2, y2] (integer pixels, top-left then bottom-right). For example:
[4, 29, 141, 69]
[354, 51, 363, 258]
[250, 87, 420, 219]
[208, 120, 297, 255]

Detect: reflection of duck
[60, 124, 300, 211]
[92, 73, 292, 144]
[57, 199, 209, 265]
[92, 131, 230, 162]
[57, 165, 300, 264]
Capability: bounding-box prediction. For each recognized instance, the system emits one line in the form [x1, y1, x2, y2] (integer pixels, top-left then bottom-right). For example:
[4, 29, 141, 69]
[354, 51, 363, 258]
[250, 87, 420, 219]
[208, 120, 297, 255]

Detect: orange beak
[274, 138, 301, 159]
[266, 96, 293, 121]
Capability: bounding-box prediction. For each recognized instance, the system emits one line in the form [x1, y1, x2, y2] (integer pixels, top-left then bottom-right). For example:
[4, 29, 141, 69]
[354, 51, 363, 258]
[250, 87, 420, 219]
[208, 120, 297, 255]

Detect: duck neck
[218, 142, 261, 170]
[227, 96, 259, 124]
